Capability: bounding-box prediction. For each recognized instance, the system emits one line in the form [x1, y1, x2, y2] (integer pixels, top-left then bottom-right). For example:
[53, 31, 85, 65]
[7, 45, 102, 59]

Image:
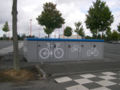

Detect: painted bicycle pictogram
[39, 43, 64, 59]
[87, 47, 99, 57]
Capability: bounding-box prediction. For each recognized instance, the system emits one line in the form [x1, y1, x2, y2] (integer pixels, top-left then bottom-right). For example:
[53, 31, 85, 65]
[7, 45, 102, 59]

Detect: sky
[0, 0, 120, 38]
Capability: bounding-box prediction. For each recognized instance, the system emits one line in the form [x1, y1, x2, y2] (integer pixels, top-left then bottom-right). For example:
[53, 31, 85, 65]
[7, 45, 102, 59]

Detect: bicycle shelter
[23, 38, 104, 63]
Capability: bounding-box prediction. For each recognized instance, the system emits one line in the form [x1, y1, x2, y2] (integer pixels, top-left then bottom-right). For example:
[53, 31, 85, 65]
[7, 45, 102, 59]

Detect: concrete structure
[23, 38, 104, 63]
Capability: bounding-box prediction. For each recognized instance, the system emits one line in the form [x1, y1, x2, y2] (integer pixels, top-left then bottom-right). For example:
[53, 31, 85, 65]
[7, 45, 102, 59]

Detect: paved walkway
[0, 42, 23, 56]
[54, 71, 120, 90]
[0, 71, 120, 90]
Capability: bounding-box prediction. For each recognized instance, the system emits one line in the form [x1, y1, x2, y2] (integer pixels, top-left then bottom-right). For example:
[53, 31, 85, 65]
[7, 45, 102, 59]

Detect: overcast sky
[0, 0, 120, 38]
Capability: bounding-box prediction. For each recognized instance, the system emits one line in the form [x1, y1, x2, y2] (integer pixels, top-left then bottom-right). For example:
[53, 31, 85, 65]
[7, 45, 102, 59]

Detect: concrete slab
[55, 76, 72, 83]
[96, 80, 116, 86]
[66, 85, 89, 90]
[80, 74, 96, 78]
[102, 72, 117, 76]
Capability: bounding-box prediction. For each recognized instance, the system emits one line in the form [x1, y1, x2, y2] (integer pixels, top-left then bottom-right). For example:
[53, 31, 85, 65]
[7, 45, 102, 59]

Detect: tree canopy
[36, 2, 64, 38]
[64, 26, 72, 37]
[85, 0, 114, 37]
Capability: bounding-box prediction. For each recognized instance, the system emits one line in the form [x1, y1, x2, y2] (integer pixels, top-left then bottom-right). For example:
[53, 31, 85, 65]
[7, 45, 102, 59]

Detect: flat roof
[25, 38, 104, 42]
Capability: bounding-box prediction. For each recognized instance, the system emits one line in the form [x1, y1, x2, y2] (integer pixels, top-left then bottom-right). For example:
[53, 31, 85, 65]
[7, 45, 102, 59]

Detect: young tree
[85, 0, 114, 38]
[12, 0, 19, 70]
[2, 21, 9, 32]
[111, 30, 119, 41]
[2, 21, 10, 39]
[36, 2, 64, 38]
[64, 26, 72, 37]
[117, 23, 120, 33]
[74, 22, 85, 39]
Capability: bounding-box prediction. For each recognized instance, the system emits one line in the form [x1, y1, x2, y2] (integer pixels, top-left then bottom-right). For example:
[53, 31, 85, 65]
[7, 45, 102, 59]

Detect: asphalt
[0, 40, 13, 49]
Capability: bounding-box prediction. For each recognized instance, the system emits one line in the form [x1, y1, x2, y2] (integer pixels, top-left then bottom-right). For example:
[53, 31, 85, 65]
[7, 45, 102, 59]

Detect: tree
[111, 30, 119, 41]
[64, 26, 72, 37]
[12, 0, 19, 70]
[117, 23, 120, 33]
[36, 2, 64, 38]
[2, 21, 10, 39]
[75, 22, 85, 39]
[2, 21, 9, 32]
[85, 0, 114, 38]
[106, 27, 112, 41]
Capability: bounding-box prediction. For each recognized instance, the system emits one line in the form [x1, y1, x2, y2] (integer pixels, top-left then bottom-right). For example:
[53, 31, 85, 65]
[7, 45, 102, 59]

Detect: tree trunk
[12, 0, 19, 70]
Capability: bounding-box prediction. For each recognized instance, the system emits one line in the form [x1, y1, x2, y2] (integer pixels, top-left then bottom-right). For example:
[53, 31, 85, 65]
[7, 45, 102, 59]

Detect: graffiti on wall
[39, 43, 64, 59]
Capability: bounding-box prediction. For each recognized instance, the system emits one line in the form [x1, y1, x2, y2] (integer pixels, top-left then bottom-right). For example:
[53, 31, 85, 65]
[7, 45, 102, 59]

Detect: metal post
[30, 19, 32, 37]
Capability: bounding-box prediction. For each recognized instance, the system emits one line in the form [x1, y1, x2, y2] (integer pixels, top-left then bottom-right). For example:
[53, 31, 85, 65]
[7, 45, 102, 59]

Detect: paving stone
[90, 87, 111, 90]
[89, 77, 104, 82]
[66, 85, 89, 90]
[102, 72, 117, 76]
[55, 76, 72, 83]
[80, 74, 96, 78]
[83, 82, 102, 89]
[107, 85, 120, 90]
[99, 76, 116, 80]
[110, 79, 120, 84]
[59, 81, 78, 88]
[96, 80, 116, 86]
[69, 75, 83, 80]
[74, 78, 93, 84]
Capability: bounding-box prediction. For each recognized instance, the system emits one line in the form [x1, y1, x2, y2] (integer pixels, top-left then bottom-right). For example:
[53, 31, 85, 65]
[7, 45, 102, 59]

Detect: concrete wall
[24, 38, 104, 63]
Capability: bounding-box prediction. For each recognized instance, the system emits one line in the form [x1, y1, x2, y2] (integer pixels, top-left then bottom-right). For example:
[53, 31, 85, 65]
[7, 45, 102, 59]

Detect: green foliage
[2, 21, 9, 32]
[117, 23, 120, 32]
[75, 22, 85, 38]
[64, 26, 72, 37]
[36, 2, 64, 38]
[111, 30, 119, 41]
[85, 0, 114, 37]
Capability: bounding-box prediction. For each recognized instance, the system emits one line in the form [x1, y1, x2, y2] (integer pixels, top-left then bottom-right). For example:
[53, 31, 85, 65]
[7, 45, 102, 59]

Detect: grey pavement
[0, 41, 23, 56]
[0, 40, 13, 49]
[0, 71, 120, 90]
